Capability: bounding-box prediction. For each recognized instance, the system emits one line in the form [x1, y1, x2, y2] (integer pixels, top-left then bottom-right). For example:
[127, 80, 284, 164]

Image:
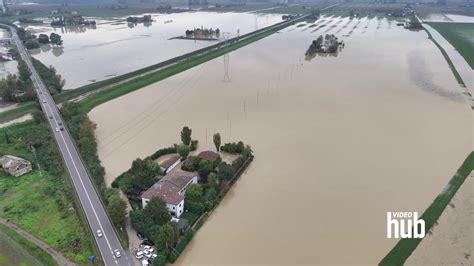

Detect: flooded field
[89, 16, 472, 264]
[0, 29, 18, 80]
[407, 173, 473, 265]
[24, 11, 282, 89]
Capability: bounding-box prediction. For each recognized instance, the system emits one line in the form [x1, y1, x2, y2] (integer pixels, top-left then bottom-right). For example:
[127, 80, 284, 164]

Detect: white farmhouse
[141, 170, 198, 218]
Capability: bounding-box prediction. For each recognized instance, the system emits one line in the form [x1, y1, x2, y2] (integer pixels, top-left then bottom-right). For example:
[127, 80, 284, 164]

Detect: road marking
[11, 31, 121, 265]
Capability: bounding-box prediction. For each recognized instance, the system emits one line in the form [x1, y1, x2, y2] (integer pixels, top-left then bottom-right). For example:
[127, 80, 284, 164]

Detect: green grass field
[380, 152, 474, 265]
[0, 223, 56, 266]
[0, 102, 35, 123]
[0, 122, 94, 263]
[427, 22, 474, 69]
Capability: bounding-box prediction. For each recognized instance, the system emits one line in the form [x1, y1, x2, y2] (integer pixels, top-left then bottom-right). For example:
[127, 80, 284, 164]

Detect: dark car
[137, 232, 144, 240]
[141, 239, 154, 246]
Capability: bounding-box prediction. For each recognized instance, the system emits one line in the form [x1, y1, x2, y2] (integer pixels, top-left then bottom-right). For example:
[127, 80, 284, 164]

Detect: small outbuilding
[159, 155, 181, 174]
[0, 155, 32, 177]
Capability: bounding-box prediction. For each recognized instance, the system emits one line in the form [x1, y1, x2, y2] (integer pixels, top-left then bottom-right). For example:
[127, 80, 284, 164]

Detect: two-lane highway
[5, 25, 132, 266]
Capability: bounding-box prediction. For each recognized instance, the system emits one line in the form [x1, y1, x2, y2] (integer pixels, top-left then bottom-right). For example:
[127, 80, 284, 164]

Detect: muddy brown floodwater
[89, 16, 472, 264]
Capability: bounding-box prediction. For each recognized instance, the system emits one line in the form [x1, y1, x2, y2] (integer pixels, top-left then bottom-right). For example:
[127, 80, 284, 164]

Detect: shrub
[149, 146, 177, 160]
[231, 156, 245, 171]
[168, 229, 195, 263]
[221, 141, 245, 154]
[25, 39, 39, 49]
[184, 201, 205, 214]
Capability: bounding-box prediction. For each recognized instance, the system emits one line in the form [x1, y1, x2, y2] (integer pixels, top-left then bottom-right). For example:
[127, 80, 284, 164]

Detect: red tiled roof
[160, 155, 180, 169]
[198, 150, 220, 161]
[141, 180, 184, 205]
[141, 170, 197, 206]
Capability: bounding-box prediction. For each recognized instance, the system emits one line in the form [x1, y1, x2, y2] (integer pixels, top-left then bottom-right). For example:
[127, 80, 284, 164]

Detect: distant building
[141, 170, 198, 218]
[197, 150, 220, 161]
[159, 155, 181, 174]
[0, 155, 32, 177]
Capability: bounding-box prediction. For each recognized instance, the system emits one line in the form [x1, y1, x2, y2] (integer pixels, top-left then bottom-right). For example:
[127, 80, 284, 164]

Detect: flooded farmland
[0, 28, 18, 79]
[89, 15, 472, 264]
[24, 11, 282, 90]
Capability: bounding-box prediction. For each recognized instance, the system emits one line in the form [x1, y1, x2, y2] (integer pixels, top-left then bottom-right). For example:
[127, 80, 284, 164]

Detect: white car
[55, 127, 59, 132]
[114, 249, 121, 258]
[96, 230, 103, 238]
[42, 99, 46, 103]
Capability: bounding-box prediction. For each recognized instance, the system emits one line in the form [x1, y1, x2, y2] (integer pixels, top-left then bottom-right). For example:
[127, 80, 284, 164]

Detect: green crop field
[0, 122, 94, 263]
[427, 22, 474, 69]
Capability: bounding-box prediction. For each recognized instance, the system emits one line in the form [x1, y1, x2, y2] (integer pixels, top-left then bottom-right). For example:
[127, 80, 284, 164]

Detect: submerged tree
[213, 133, 221, 151]
[177, 144, 190, 158]
[181, 126, 192, 145]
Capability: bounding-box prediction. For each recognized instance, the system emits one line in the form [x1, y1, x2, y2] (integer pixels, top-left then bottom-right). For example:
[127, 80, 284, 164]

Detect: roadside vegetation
[0, 50, 65, 123]
[60, 102, 129, 247]
[426, 22, 474, 69]
[380, 152, 474, 265]
[0, 118, 95, 263]
[0, 223, 57, 266]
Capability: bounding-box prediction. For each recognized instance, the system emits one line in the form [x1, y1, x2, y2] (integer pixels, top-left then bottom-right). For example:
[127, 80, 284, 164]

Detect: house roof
[198, 151, 220, 161]
[141, 170, 197, 206]
[160, 155, 180, 169]
[141, 180, 184, 206]
[1, 155, 31, 170]
[163, 170, 198, 189]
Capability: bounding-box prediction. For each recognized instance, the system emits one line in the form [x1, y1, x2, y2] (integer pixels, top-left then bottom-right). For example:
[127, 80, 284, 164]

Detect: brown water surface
[89, 16, 471, 264]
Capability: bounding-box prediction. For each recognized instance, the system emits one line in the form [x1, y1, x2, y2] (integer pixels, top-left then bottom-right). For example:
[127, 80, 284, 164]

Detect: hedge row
[168, 229, 195, 263]
[149, 146, 177, 160]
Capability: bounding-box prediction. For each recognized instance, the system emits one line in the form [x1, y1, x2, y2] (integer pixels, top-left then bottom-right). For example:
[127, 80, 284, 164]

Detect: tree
[4, 130, 10, 144]
[37, 34, 49, 44]
[49, 33, 63, 46]
[204, 187, 217, 207]
[17, 60, 31, 82]
[197, 159, 213, 182]
[154, 233, 167, 253]
[207, 172, 218, 189]
[24, 39, 39, 49]
[143, 196, 171, 226]
[180, 126, 192, 145]
[159, 222, 179, 248]
[177, 144, 190, 158]
[213, 133, 221, 151]
[185, 183, 203, 203]
[217, 162, 234, 181]
[107, 194, 127, 227]
[241, 145, 253, 160]
[52, 73, 65, 92]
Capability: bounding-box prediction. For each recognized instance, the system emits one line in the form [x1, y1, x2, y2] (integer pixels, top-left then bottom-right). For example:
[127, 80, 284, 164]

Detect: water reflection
[89, 15, 471, 265]
[56, 24, 97, 34]
[28, 11, 283, 89]
[408, 50, 466, 103]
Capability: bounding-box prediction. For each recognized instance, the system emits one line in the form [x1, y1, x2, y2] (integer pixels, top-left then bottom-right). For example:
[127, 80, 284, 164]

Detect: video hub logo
[387, 212, 425, 239]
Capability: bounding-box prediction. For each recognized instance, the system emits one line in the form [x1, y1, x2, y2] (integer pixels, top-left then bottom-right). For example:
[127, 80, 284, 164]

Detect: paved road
[4, 24, 132, 266]
[0, 216, 75, 265]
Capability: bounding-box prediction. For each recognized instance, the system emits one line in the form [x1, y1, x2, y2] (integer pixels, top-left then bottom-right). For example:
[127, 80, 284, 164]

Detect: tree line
[0, 52, 65, 103]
